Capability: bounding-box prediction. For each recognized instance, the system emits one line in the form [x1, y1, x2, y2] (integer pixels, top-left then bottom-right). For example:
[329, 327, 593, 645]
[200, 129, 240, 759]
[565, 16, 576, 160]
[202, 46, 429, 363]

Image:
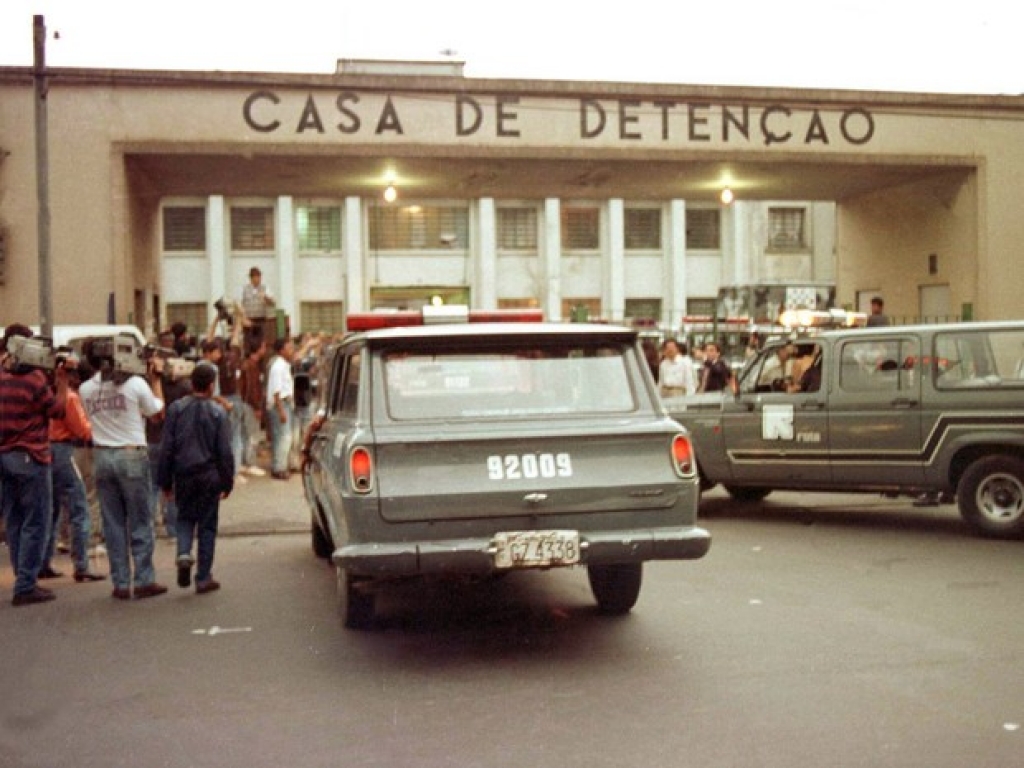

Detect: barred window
[497, 207, 538, 250]
[561, 297, 601, 321]
[165, 302, 208, 338]
[297, 206, 341, 252]
[686, 209, 721, 249]
[230, 206, 275, 251]
[561, 207, 599, 250]
[768, 207, 807, 250]
[625, 208, 661, 250]
[301, 301, 346, 334]
[369, 205, 469, 250]
[625, 298, 662, 321]
[162, 207, 206, 252]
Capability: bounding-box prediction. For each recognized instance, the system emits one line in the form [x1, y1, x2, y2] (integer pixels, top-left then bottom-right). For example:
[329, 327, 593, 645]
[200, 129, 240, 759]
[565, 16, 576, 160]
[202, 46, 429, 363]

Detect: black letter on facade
[722, 105, 749, 142]
[761, 105, 792, 146]
[496, 95, 521, 137]
[243, 90, 280, 133]
[376, 96, 404, 135]
[840, 108, 875, 145]
[804, 109, 829, 144]
[653, 100, 676, 140]
[297, 95, 325, 133]
[580, 99, 606, 138]
[688, 103, 711, 142]
[456, 95, 483, 136]
[336, 92, 361, 134]
[619, 100, 642, 140]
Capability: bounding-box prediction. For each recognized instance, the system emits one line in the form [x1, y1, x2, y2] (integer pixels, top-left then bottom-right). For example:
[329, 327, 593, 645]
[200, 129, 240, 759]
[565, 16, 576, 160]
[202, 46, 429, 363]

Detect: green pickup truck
[666, 321, 1024, 539]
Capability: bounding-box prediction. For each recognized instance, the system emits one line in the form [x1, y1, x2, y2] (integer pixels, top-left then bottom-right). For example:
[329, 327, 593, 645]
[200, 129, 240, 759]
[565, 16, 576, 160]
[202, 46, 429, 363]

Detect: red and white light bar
[346, 306, 544, 332]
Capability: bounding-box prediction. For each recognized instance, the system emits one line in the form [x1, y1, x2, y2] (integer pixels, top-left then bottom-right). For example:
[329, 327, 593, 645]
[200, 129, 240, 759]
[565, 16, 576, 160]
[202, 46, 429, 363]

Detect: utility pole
[34, 14, 53, 337]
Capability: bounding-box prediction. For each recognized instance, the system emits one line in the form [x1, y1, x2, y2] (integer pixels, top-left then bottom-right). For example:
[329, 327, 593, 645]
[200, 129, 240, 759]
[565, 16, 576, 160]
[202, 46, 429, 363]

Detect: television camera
[4, 335, 73, 372]
[84, 333, 194, 380]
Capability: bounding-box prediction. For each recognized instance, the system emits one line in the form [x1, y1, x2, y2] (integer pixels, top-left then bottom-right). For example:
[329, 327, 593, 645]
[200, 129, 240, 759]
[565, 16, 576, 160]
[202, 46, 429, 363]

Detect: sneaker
[133, 583, 168, 599]
[12, 586, 57, 606]
[196, 578, 221, 595]
[235, 473, 248, 485]
[176, 554, 194, 588]
[73, 570, 106, 583]
[246, 466, 266, 477]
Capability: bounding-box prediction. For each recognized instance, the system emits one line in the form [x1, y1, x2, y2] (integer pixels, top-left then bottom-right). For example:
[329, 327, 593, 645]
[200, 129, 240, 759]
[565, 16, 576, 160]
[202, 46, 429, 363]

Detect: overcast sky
[2, 0, 1021, 95]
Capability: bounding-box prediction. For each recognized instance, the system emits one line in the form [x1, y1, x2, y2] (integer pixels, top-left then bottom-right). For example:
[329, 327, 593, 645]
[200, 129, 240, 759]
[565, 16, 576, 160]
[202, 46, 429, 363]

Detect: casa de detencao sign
[242, 90, 876, 148]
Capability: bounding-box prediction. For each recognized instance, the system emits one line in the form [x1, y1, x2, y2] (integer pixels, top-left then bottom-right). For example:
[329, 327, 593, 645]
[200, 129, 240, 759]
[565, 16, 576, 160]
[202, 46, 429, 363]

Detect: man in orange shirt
[41, 360, 106, 582]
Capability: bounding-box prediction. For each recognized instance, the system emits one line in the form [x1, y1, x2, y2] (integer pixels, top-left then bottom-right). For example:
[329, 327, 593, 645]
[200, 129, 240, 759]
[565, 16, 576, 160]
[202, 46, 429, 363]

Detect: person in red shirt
[0, 324, 68, 606]
[41, 360, 106, 582]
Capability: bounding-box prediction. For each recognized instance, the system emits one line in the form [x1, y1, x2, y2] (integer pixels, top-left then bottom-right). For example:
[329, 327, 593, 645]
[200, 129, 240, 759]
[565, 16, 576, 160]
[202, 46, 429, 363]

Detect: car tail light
[671, 434, 696, 478]
[349, 447, 374, 493]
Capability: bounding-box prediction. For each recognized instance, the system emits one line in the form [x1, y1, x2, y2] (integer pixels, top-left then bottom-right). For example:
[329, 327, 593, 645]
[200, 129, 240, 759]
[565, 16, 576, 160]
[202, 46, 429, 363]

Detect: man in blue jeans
[0, 323, 69, 606]
[265, 337, 295, 480]
[79, 340, 168, 600]
[157, 364, 234, 594]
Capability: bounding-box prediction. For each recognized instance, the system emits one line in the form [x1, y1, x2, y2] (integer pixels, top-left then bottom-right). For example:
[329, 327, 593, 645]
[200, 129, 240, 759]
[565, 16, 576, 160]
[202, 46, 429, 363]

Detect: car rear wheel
[311, 516, 332, 559]
[958, 455, 1024, 539]
[587, 562, 642, 615]
[723, 485, 772, 503]
[337, 566, 375, 629]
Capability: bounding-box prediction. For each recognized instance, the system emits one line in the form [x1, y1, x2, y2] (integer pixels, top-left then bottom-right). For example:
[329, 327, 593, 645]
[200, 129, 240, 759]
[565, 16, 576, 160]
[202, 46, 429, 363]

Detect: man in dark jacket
[157, 364, 233, 595]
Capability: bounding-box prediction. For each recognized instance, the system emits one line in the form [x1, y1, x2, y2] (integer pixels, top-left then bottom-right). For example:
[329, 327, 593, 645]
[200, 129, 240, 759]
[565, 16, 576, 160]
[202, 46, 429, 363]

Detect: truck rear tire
[588, 562, 642, 615]
[958, 456, 1024, 539]
[724, 485, 772, 503]
[337, 566, 375, 629]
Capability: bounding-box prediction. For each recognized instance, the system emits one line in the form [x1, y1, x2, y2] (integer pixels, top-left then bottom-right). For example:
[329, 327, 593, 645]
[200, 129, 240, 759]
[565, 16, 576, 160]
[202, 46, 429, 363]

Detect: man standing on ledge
[241, 266, 275, 344]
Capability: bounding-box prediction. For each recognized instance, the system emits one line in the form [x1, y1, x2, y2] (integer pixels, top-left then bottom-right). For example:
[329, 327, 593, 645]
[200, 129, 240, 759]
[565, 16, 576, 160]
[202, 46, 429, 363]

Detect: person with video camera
[79, 335, 168, 600]
[0, 323, 69, 606]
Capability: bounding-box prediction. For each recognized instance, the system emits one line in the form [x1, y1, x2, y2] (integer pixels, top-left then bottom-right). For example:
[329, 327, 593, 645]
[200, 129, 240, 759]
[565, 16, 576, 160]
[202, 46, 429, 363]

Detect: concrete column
[667, 200, 687, 329]
[276, 196, 296, 332]
[543, 198, 561, 320]
[605, 199, 625, 322]
[476, 198, 497, 309]
[344, 196, 364, 316]
[207, 195, 226, 320]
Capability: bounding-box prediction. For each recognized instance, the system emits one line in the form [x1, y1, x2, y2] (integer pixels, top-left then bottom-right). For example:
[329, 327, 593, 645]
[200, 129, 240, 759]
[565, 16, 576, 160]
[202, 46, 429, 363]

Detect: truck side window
[338, 349, 361, 417]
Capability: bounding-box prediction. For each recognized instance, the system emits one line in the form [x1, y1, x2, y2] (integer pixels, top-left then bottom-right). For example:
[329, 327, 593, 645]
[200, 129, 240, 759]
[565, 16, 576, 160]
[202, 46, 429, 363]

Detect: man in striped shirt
[0, 324, 69, 606]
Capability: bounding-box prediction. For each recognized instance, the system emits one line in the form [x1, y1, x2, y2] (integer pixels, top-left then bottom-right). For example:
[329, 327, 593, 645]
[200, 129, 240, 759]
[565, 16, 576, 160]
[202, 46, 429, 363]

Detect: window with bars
[165, 303, 208, 338]
[687, 298, 716, 317]
[162, 207, 206, 252]
[497, 207, 538, 250]
[686, 209, 720, 249]
[297, 206, 342, 253]
[561, 207, 599, 250]
[369, 205, 469, 250]
[300, 301, 346, 333]
[625, 298, 662, 321]
[625, 208, 661, 250]
[768, 207, 807, 250]
[561, 297, 602, 320]
[230, 206, 275, 251]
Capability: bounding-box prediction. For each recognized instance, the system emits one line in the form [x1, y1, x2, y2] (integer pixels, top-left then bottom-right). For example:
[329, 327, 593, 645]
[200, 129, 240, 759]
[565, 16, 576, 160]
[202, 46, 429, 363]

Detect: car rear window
[382, 342, 637, 420]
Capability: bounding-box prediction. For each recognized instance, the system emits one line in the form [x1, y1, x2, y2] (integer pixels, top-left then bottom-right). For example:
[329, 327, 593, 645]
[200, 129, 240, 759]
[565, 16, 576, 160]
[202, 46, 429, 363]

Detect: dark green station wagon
[302, 310, 710, 628]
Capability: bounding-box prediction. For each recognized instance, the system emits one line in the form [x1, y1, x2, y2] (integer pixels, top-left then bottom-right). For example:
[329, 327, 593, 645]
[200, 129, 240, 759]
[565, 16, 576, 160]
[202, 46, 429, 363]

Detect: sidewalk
[217, 470, 309, 537]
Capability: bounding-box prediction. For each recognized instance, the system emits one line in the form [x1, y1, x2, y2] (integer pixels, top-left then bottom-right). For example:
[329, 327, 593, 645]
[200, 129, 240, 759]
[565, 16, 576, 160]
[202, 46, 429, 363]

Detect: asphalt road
[2, 489, 1023, 768]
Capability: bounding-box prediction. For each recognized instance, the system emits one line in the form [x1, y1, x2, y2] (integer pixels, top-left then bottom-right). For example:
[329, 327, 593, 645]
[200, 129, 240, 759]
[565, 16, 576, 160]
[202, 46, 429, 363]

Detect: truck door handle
[800, 400, 825, 410]
[891, 397, 918, 408]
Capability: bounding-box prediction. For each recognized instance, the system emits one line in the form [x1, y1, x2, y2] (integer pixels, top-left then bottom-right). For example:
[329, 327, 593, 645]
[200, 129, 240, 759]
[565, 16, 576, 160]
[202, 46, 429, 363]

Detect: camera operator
[0, 323, 69, 606]
[146, 330, 191, 540]
[79, 337, 168, 600]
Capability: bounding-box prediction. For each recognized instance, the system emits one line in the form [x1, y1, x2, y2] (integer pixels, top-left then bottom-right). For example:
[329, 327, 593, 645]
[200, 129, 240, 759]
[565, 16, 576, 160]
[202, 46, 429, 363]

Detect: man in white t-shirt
[265, 337, 295, 480]
[658, 339, 697, 397]
[79, 350, 168, 600]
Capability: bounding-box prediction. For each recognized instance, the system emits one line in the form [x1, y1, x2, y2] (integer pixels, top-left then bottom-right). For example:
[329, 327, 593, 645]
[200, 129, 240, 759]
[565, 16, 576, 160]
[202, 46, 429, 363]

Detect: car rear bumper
[334, 526, 712, 576]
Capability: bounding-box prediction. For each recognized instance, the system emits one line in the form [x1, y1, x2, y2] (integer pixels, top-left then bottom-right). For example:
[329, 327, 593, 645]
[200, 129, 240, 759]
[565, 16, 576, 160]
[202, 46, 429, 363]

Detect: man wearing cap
[0, 323, 69, 606]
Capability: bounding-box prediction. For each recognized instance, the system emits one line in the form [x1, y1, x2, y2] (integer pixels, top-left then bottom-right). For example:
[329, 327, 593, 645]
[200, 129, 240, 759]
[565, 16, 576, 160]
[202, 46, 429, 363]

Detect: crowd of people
[1, 267, 326, 607]
[643, 337, 737, 397]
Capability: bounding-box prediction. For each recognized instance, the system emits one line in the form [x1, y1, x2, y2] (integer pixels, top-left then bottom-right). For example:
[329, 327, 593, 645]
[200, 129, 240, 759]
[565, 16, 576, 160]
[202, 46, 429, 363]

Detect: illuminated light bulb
[383, 184, 397, 203]
[720, 187, 734, 205]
